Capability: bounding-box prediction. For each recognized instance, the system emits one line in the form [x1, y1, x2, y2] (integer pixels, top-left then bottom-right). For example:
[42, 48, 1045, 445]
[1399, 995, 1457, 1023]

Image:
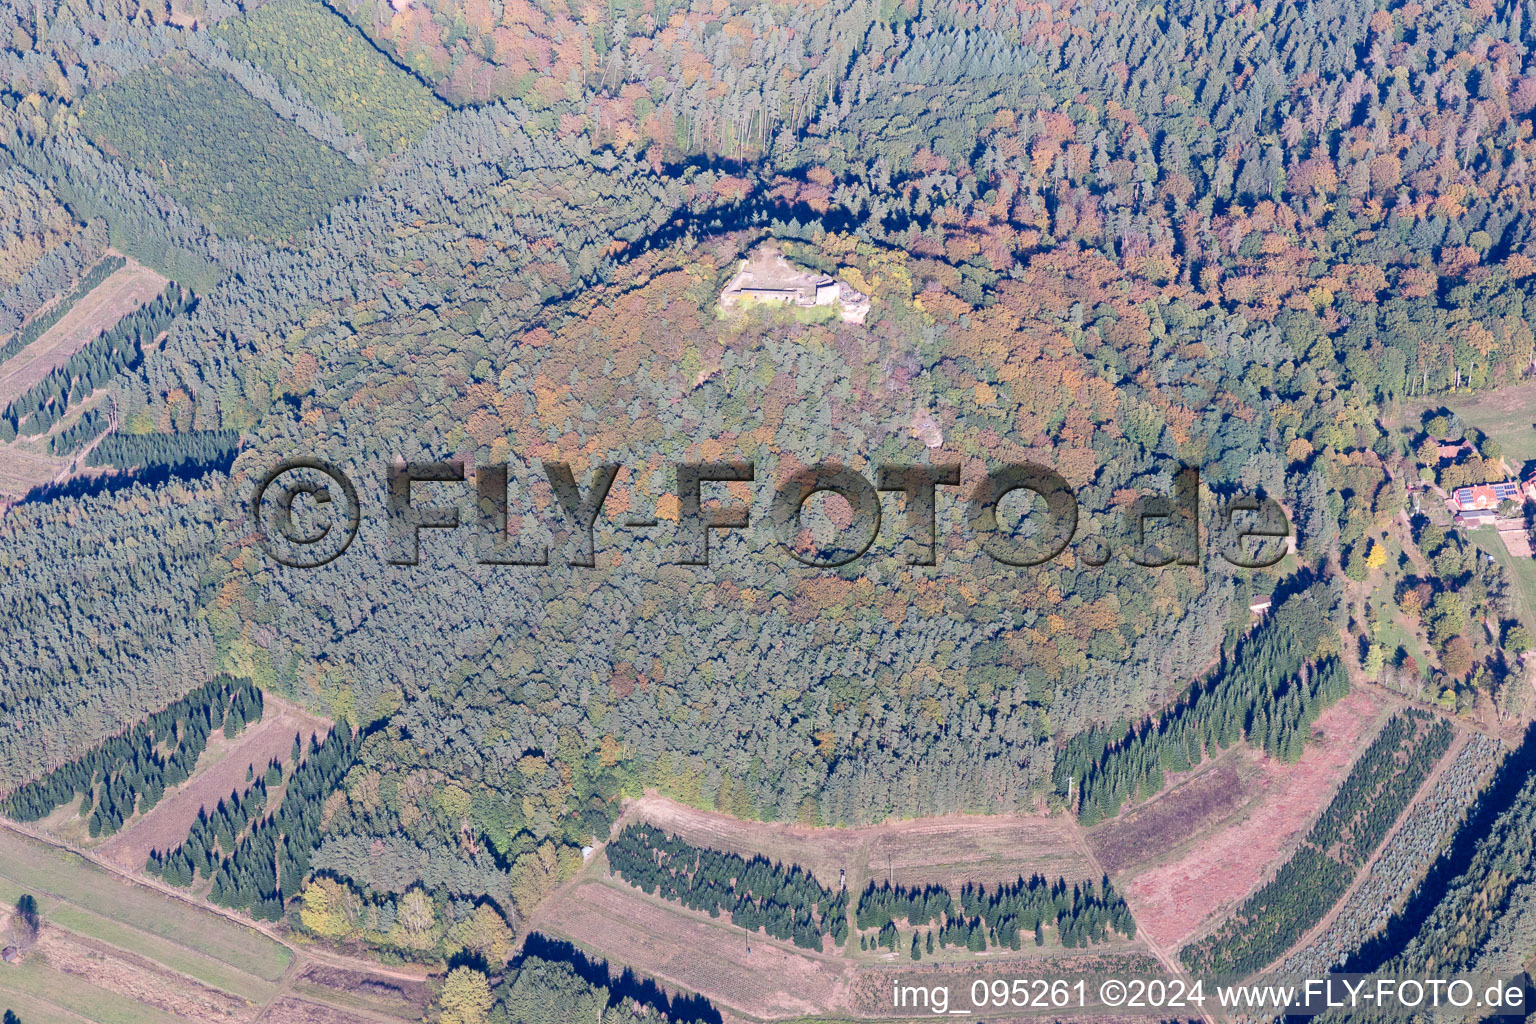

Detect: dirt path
[0, 260, 167, 407]
[1074, 813, 1204, 990]
[252, 957, 300, 1024]
[1063, 813, 1218, 1024]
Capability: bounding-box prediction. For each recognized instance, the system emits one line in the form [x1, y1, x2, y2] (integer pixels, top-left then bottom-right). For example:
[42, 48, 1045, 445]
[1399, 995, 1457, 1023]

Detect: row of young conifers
[0, 284, 193, 439]
[1171, 697, 1536, 986]
[0, 675, 265, 836]
[604, 584, 1517, 979]
[0, 674, 358, 925]
[604, 710, 1511, 981]
[1054, 584, 1349, 825]
[1181, 709, 1455, 976]
[0, 248, 238, 474]
[604, 821, 1135, 959]
[145, 728, 355, 920]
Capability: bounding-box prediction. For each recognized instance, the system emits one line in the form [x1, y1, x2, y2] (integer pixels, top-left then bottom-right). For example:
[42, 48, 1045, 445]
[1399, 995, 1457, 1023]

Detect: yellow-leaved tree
[389, 886, 438, 950]
[448, 903, 514, 966]
[300, 877, 359, 938]
[1365, 541, 1387, 570]
[439, 967, 494, 1024]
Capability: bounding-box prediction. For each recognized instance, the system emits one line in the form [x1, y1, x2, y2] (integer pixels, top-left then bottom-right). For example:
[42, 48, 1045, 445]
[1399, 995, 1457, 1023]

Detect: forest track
[1065, 809, 1219, 1024]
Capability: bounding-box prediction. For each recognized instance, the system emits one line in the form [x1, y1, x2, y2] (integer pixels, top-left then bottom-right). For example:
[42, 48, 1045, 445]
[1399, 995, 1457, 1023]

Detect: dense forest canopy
[0, 0, 1534, 981]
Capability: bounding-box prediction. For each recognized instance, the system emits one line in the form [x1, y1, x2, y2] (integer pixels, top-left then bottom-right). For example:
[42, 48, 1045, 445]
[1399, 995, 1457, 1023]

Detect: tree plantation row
[0, 675, 264, 837]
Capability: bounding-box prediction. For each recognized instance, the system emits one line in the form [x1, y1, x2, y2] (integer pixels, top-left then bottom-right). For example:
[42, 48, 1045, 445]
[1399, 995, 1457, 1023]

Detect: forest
[211, 0, 446, 155]
[86, 428, 240, 471]
[0, 0, 1533, 997]
[76, 56, 370, 240]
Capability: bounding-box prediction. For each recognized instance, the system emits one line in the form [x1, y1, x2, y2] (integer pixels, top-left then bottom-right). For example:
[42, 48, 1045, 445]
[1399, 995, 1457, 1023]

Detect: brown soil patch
[1086, 753, 1252, 875]
[0, 260, 168, 408]
[296, 964, 432, 1015]
[33, 924, 255, 1023]
[536, 877, 855, 1019]
[1500, 527, 1533, 558]
[623, 794, 1095, 892]
[1118, 688, 1389, 950]
[96, 696, 331, 871]
[264, 997, 391, 1024]
[0, 444, 69, 500]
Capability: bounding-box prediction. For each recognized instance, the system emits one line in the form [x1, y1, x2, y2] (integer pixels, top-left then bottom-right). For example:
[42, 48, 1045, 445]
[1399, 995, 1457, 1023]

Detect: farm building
[1436, 438, 1474, 461]
[1249, 595, 1273, 615]
[1455, 508, 1498, 529]
[1452, 481, 1524, 511]
[1, 946, 18, 964]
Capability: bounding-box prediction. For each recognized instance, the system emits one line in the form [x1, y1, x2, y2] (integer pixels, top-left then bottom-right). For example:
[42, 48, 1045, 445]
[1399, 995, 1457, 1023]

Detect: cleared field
[29, 926, 254, 1023]
[1397, 380, 1536, 469]
[0, 827, 291, 982]
[0, 393, 112, 501]
[96, 697, 331, 871]
[262, 997, 394, 1024]
[542, 800, 1145, 1023]
[0, 444, 68, 500]
[1117, 687, 1390, 949]
[0, 260, 167, 408]
[0, 824, 422, 1024]
[536, 876, 855, 1019]
[865, 817, 1093, 890]
[0, 953, 186, 1024]
[292, 965, 431, 1020]
[1085, 753, 1252, 875]
[622, 795, 1096, 893]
